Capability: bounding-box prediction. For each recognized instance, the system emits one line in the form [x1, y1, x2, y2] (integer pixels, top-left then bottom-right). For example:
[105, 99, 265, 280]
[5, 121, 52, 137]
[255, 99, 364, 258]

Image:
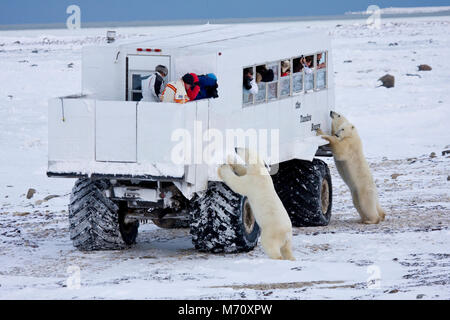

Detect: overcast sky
[1, 0, 449, 25]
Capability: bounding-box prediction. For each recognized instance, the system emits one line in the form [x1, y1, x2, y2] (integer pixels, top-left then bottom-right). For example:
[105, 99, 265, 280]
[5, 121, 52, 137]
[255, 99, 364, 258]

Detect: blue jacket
[195, 74, 218, 100]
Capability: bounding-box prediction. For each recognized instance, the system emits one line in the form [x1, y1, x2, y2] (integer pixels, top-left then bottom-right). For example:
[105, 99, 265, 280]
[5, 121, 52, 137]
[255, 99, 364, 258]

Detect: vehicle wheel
[189, 182, 260, 253]
[116, 201, 139, 245]
[69, 178, 138, 251]
[272, 159, 332, 227]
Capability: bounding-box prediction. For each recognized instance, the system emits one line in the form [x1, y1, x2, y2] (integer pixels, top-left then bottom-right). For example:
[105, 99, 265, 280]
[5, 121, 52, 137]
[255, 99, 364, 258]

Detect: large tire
[116, 201, 140, 245]
[190, 182, 260, 253]
[69, 178, 139, 251]
[272, 159, 332, 227]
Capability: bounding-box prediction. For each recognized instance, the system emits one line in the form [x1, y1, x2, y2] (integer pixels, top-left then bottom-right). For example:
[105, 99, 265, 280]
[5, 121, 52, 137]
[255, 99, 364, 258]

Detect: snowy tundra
[0, 15, 449, 299]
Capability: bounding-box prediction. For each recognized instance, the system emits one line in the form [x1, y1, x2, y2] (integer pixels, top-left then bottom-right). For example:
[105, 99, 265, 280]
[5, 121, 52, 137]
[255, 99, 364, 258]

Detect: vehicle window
[242, 67, 255, 105]
[132, 74, 142, 91]
[293, 57, 303, 73]
[255, 82, 266, 103]
[267, 63, 279, 81]
[281, 60, 290, 77]
[256, 64, 274, 83]
[316, 52, 327, 90]
[303, 55, 315, 91]
[266, 63, 278, 100]
[292, 57, 303, 93]
[129, 71, 151, 101]
[243, 90, 253, 105]
[268, 82, 277, 100]
[278, 60, 290, 98]
[280, 76, 290, 97]
[254, 63, 276, 103]
[317, 52, 326, 69]
[242, 52, 328, 106]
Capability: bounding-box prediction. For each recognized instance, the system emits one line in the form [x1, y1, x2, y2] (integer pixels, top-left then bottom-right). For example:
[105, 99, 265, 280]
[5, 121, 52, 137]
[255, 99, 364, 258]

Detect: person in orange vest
[160, 76, 190, 104]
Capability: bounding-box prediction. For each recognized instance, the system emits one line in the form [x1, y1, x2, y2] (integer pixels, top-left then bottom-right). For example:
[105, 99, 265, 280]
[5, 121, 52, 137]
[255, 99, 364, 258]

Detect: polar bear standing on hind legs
[317, 111, 386, 224]
[218, 148, 295, 261]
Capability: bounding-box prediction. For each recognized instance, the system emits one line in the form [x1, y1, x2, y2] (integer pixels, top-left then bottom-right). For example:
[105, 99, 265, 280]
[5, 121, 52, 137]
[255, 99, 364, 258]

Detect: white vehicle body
[48, 25, 334, 201]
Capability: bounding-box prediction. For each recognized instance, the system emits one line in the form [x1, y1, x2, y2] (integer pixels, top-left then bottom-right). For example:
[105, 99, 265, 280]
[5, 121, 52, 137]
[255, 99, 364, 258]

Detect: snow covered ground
[0, 15, 449, 299]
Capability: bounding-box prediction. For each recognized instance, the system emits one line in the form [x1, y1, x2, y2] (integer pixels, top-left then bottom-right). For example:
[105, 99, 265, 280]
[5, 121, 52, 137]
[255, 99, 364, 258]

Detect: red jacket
[186, 73, 200, 101]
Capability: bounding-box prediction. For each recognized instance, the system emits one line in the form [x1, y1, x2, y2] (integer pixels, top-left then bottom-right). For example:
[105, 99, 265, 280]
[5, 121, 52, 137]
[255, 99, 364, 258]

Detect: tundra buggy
[48, 25, 334, 253]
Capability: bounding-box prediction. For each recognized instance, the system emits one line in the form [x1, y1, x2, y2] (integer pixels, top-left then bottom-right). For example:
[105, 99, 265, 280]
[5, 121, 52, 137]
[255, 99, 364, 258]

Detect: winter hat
[206, 73, 217, 81]
[182, 73, 195, 85]
[156, 65, 168, 76]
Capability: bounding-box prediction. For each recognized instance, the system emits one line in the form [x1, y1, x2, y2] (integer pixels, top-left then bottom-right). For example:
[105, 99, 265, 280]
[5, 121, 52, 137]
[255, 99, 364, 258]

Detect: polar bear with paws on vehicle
[329, 111, 349, 135]
[218, 148, 295, 261]
[317, 112, 386, 224]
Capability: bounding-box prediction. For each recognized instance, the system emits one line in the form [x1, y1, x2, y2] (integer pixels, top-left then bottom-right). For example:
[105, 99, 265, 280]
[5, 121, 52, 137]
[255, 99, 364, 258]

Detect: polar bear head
[330, 111, 350, 135]
[334, 122, 356, 141]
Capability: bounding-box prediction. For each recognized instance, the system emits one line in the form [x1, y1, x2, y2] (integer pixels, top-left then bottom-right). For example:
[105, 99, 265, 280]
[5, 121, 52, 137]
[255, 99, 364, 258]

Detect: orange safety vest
[160, 80, 190, 104]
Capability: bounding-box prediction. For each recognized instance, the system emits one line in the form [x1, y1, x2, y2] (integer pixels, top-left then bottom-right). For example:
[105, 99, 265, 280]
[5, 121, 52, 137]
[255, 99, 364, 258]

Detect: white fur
[218, 148, 295, 260]
[318, 112, 386, 224]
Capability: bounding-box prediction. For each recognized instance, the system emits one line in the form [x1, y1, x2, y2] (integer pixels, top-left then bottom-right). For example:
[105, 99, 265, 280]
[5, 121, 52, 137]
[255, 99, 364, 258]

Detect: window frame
[314, 51, 328, 91]
[242, 65, 256, 106]
[278, 59, 292, 100]
[241, 50, 328, 107]
[302, 54, 315, 93]
[291, 56, 305, 96]
[266, 61, 280, 102]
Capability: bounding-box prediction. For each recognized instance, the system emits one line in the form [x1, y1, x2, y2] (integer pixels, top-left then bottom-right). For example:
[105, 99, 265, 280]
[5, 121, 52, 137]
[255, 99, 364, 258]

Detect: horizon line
[1, 10, 450, 31]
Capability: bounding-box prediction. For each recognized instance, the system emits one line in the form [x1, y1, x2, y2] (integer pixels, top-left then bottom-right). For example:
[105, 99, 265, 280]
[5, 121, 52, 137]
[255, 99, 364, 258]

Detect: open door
[126, 55, 170, 101]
